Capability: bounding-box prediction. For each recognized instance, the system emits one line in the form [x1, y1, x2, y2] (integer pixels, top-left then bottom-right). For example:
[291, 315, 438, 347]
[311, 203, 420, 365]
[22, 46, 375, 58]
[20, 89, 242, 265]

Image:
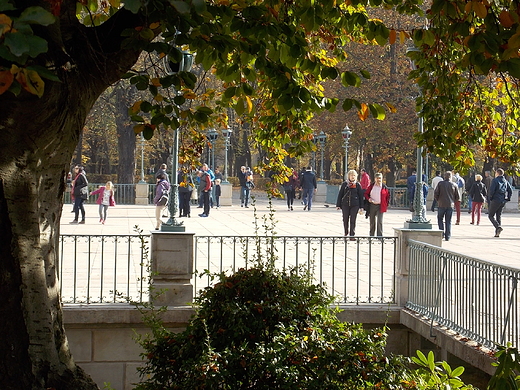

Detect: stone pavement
[60, 190, 520, 269]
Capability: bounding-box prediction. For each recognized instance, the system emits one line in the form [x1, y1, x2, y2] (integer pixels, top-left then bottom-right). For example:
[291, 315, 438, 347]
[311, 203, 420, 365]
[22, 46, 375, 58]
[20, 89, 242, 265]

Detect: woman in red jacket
[364, 173, 391, 237]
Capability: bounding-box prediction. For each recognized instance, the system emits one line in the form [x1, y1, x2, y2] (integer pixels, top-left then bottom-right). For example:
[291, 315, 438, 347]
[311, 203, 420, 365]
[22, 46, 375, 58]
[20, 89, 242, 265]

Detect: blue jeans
[241, 186, 250, 206]
[437, 207, 453, 240]
[302, 188, 314, 210]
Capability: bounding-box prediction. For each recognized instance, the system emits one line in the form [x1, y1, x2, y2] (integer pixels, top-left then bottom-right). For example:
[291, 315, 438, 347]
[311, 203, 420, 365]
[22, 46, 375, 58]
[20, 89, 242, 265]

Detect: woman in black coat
[469, 174, 487, 225]
[336, 170, 365, 238]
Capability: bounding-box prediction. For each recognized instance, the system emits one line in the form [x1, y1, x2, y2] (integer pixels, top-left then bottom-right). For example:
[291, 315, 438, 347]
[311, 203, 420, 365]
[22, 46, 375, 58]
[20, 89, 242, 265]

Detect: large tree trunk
[115, 85, 137, 185]
[0, 0, 145, 387]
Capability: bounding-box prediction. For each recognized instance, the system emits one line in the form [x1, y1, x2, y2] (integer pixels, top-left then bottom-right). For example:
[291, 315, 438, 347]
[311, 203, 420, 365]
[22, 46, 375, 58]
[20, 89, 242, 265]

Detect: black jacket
[336, 181, 364, 208]
[469, 181, 487, 203]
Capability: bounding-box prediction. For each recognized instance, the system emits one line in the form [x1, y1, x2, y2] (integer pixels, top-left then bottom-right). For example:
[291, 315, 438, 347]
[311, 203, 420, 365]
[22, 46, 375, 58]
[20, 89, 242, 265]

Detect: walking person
[452, 172, 465, 225]
[430, 171, 442, 212]
[434, 171, 459, 241]
[70, 165, 88, 224]
[336, 170, 364, 238]
[468, 174, 487, 225]
[198, 169, 212, 217]
[284, 170, 299, 211]
[488, 168, 513, 237]
[214, 179, 222, 208]
[90, 181, 116, 224]
[364, 173, 390, 236]
[153, 173, 170, 230]
[300, 166, 317, 211]
[238, 166, 251, 208]
[360, 168, 371, 196]
[178, 170, 194, 217]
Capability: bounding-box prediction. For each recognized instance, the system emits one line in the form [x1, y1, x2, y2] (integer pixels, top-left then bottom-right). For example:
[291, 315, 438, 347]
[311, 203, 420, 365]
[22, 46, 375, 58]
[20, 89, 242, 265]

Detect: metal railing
[59, 234, 150, 304]
[406, 239, 519, 350]
[64, 183, 156, 205]
[194, 236, 396, 304]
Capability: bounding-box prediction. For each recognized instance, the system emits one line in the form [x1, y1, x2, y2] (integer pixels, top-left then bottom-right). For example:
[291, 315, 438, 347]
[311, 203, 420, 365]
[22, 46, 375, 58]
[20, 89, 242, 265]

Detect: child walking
[214, 178, 222, 208]
[90, 181, 116, 224]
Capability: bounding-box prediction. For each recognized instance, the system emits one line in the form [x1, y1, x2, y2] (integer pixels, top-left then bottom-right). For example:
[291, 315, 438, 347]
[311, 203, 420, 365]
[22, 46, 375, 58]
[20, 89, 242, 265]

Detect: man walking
[488, 168, 513, 237]
[300, 166, 317, 211]
[197, 169, 212, 218]
[430, 170, 442, 212]
[434, 171, 459, 241]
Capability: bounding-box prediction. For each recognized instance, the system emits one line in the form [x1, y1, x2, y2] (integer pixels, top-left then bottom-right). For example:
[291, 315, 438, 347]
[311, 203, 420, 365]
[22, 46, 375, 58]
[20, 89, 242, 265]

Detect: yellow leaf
[507, 33, 520, 50]
[17, 69, 44, 97]
[464, 1, 472, 14]
[389, 29, 397, 45]
[130, 100, 142, 114]
[385, 102, 397, 113]
[285, 72, 291, 79]
[149, 22, 160, 30]
[0, 14, 12, 35]
[151, 77, 161, 87]
[399, 31, 407, 45]
[183, 92, 197, 99]
[473, 1, 487, 18]
[245, 96, 253, 113]
[357, 103, 369, 121]
[0, 69, 14, 94]
[134, 124, 145, 134]
[153, 94, 163, 102]
[108, 0, 120, 7]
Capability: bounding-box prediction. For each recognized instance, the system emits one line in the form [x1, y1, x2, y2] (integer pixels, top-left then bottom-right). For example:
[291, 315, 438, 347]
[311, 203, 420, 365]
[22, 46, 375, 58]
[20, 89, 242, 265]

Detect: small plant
[487, 344, 520, 390]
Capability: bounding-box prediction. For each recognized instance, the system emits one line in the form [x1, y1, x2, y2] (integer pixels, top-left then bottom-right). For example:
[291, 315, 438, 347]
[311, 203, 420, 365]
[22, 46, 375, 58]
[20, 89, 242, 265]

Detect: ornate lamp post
[206, 129, 218, 170]
[139, 134, 146, 184]
[317, 131, 327, 182]
[406, 45, 431, 227]
[162, 50, 194, 232]
[341, 125, 352, 181]
[222, 126, 232, 183]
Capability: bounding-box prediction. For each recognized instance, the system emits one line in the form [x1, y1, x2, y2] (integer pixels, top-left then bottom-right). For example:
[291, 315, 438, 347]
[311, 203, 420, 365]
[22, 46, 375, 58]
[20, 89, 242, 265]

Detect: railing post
[135, 182, 149, 205]
[150, 231, 195, 305]
[393, 227, 443, 307]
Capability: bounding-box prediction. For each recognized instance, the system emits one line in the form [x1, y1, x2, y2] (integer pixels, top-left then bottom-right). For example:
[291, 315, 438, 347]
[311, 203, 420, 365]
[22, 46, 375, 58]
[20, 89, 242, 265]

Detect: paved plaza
[60, 189, 520, 269]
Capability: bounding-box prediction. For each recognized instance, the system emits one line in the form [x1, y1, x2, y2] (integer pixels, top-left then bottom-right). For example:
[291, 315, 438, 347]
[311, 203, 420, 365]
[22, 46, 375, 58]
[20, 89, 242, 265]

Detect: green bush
[135, 263, 414, 389]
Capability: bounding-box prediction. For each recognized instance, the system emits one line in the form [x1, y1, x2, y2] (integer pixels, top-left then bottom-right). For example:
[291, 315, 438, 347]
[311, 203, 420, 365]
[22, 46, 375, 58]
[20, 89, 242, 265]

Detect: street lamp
[206, 129, 218, 170]
[317, 131, 327, 182]
[161, 50, 194, 232]
[222, 126, 232, 183]
[139, 134, 146, 183]
[405, 45, 431, 228]
[341, 125, 352, 181]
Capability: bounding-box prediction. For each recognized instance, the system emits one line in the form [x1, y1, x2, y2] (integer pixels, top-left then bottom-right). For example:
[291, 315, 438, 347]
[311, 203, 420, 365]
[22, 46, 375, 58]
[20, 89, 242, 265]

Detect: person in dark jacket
[468, 174, 487, 225]
[364, 173, 391, 236]
[336, 170, 364, 238]
[488, 168, 513, 237]
[434, 171, 460, 241]
[300, 166, 317, 211]
[70, 165, 88, 224]
[284, 170, 300, 211]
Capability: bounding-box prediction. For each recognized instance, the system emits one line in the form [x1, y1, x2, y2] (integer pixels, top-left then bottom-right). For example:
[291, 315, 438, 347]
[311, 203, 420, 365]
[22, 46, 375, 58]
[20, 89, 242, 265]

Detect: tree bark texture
[0, 0, 145, 388]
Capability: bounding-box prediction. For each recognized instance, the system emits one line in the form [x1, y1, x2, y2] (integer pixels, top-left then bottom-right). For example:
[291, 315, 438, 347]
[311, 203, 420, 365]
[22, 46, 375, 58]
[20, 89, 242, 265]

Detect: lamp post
[162, 50, 194, 232]
[222, 126, 232, 183]
[317, 131, 327, 182]
[406, 45, 430, 227]
[341, 125, 352, 181]
[206, 129, 218, 170]
[139, 134, 146, 183]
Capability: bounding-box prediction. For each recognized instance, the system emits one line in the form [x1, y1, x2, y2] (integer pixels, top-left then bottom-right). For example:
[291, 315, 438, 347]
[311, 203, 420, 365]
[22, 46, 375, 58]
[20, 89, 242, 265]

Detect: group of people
[283, 166, 318, 211]
[335, 169, 390, 239]
[434, 168, 513, 240]
[153, 163, 228, 229]
[69, 165, 116, 225]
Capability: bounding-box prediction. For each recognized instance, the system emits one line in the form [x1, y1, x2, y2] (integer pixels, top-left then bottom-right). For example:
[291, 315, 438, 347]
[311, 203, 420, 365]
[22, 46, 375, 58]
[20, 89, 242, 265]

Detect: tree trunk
[115, 85, 137, 185]
[0, 1, 145, 387]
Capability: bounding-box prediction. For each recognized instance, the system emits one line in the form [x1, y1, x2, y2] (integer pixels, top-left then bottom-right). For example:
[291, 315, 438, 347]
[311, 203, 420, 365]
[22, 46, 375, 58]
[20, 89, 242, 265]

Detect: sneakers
[101, 220, 105, 225]
[290, 206, 293, 211]
[303, 204, 307, 211]
[69, 220, 78, 224]
[198, 213, 208, 217]
[78, 220, 85, 224]
[495, 227, 503, 237]
[99, 218, 103, 223]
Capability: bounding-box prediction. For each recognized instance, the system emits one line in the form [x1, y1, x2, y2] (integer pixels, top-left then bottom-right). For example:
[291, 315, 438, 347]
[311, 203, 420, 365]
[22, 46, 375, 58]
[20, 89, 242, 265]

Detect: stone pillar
[504, 189, 519, 212]
[393, 228, 443, 307]
[219, 182, 233, 206]
[150, 231, 194, 306]
[135, 183, 149, 205]
[314, 181, 327, 203]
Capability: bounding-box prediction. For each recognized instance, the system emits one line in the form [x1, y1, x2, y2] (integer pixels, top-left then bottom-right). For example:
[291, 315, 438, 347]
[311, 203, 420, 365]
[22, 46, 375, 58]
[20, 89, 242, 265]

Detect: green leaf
[360, 69, 371, 79]
[341, 71, 361, 87]
[26, 65, 60, 82]
[342, 98, 354, 111]
[368, 103, 386, 120]
[3, 32, 36, 57]
[143, 126, 154, 140]
[123, 0, 141, 14]
[171, 1, 190, 13]
[451, 366, 465, 377]
[18, 6, 55, 25]
[0, 0, 16, 12]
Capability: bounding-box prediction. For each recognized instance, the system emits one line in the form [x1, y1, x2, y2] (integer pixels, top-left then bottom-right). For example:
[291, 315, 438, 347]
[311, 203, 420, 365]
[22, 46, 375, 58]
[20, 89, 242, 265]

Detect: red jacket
[90, 186, 116, 206]
[364, 183, 390, 212]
